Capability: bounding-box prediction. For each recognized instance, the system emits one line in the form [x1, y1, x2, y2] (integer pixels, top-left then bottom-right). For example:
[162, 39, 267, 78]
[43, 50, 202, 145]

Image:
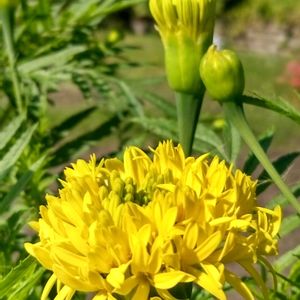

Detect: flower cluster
[25, 141, 281, 300]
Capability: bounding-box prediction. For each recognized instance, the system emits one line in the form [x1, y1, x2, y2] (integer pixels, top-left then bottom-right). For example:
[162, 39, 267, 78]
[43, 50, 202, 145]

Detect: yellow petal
[41, 274, 57, 300]
[132, 280, 150, 300]
[24, 243, 52, 270]
[196, 231, 222, 261]
[106, 264, 129, 289]
[240, 261, 269, 299]
[153, 271, 195, 289]
[224, 269, 254, 300]
[192, 268, 226, 300]
[117, 276, 138, 295]
[54, 285, 75, 300]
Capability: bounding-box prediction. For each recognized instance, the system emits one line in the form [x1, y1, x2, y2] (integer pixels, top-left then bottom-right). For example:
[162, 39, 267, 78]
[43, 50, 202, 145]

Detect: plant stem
[175, 91, 204, 156]
[224, 101, 300, 214]
[0, 7, 23, 115]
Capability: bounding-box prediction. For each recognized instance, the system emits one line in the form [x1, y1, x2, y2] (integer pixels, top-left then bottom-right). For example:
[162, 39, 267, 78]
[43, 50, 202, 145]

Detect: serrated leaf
[279, 214, 300, 237]
[89, 0, 146, 23]
[242, 94, 300, 126]
[274, 244, 300, 272]
[0, 124, 37, 179]
[0, 115, 24, 151]
[50, 106, 97, 142]
[194, 124, 229, 160]
[256, 152, 300, 194]
[0, 256, 44, 297]
[50, 114, 121, 166]
[275, 272, 300, 290]
[118, 80, 144, 118]
[132, 117, 177, 140]
[223, 120, 241, 163]
[138, 92, 177, 119]
[0, 155, 46, 214]
[133, 117, 228, 159]
[243, 129, 274, 174]
[267, 183, 300, 208]
[18, 46, 86, 73]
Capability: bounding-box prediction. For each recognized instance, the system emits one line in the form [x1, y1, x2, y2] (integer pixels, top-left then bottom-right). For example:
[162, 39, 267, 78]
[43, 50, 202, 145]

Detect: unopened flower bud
[150, 0, 216, 94]
[200, 45, 245, 102]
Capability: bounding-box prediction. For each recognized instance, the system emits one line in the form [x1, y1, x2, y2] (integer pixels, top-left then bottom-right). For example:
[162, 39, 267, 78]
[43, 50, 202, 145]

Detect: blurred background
[1, 1, 300, 298]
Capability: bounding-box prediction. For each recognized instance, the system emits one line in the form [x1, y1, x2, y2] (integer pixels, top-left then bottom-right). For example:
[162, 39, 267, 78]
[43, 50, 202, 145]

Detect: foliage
[1, 0, 300, 299]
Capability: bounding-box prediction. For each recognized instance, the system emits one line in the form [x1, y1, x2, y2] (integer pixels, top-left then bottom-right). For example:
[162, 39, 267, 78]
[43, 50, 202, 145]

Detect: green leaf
[140, 92, 177, 119]
[50, 106, 97, 142]
[242, 94, 300, 126]
[274, 244, 300, 272]
[194, 124, 229, 160]
[243, 129, 274, 174]
[0, 256, 44, 298]
[90, 0, 146, 23]
[132, 117, 228, 159]
[117, 80, 144, 118]
[0, 115, 24, 151]
[0, 156, 46, 214]
[267, 183, 300, 208]
[279, 214, 300, 237]
[256, 152, 300, 194]
[18, 46, 86, 73]
[0, 124, 37, 179]
[50, 114, 121, 166]
[223, 119, 241, 163]
[275, 272, 300, 290]
[132, 117, 177, 140]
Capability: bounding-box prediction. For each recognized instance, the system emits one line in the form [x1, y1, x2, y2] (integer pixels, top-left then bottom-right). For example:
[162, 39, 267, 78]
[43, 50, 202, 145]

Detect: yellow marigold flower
[25, 141, 281, 300]
[149, 0, 216, 94]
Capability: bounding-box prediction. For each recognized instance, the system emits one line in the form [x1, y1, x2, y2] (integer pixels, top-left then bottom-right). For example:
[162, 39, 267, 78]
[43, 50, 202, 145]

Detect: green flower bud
[106, 29, 124, 45]
[199, 45, 245, 102]
[149, 0, 216, 95]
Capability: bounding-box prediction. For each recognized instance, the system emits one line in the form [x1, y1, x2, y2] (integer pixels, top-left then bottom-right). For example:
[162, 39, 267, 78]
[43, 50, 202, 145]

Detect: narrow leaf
[267, 183, 300, 208]
[195, 124, 229, 160]
[18, 46, 86, 73]
[242, 94, 300, 126]
[223, 120, 241, 163]
[50, 106, 97, 142]
[274, 244, 300, 272]
[279, 214, 300, 237]
[141, 92, 177, 118]
[0, 156, 46, 213]
[51, 114, 121, 166]
[0, 115, 24, 151]
[243, 129, 274, 174]
[256, 152, 300, 194]
[0, 124, 37, 179]
[0, 256, 43, 295]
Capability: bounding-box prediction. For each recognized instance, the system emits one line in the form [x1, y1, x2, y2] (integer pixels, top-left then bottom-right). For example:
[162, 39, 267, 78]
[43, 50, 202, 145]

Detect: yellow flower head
[149, 0, 216, 94]
[25, 141, 281, 300]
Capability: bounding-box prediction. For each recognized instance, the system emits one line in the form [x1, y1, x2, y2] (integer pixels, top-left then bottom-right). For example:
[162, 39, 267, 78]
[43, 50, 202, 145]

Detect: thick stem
[223, 101, 300, 214]
[0, 7, 23, 115]
[175, 91, 204, 156]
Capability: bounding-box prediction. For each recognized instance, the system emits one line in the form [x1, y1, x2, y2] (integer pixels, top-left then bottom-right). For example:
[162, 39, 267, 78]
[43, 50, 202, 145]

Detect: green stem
[0, 7, 23, 115]
[176, 92, 204, 156]
[223, 101, 300, 214]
